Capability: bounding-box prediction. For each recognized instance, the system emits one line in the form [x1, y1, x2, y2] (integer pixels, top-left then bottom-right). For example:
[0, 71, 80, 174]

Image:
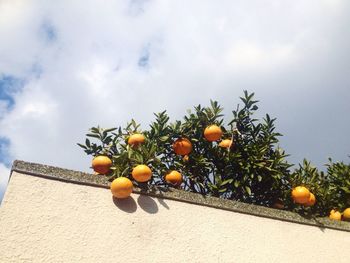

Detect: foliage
[284, 159, 350, 216]
[326, 159, 350, 210]
[78, 91, 350, 217]
[286, 160, 330, 216]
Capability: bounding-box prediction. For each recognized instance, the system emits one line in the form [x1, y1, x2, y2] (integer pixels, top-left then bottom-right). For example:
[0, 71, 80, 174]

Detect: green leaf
[221, 179, 233, 186]
[131, 119, 137, 128]
[159, 136, 169, 142]
[86, 133, 100, 139]
[77, 143, 87, 149]
[127, 147, 132, 159]
[85, 138, 90, 147]
[90, 127, 99, 133]
[104, 127, 117, 133]
[121, 167, 129, 176]
[340, 187, 350, 194]
[219, 188, 227, 193]
[135, 153, 144, 164]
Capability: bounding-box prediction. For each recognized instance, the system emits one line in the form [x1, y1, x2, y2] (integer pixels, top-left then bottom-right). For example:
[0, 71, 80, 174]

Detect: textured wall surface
[1, 172, 350, 263]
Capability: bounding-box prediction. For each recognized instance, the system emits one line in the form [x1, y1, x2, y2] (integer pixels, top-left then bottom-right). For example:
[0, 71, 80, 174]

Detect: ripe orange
[165, 170, 183, 186]
[304, 193, 316, 207]
[272, 200, 284, 209]
[110, 177, 133, 198]
[291, 186, 310, 204]
[132, 164, 152, 182]
[128, 133, 145, 147]
[92, 156, 112, 175]
[204, 125, 223, 142]
[173, 138, 192, 155]
[329, 209, 342, 221]
[219, 139, 233, 148]
[183, 155, 189, 162]
[342, 208, 350, 221]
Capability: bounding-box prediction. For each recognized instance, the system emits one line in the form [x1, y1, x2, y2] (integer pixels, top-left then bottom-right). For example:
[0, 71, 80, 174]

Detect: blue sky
[138, 44, 151, 69]
[0, 75, 23, 109]
[0, 0, 350, 202]
[0, 75, 24, 168]
[40, 21, 56, 43]
[0, 137, 10, 165]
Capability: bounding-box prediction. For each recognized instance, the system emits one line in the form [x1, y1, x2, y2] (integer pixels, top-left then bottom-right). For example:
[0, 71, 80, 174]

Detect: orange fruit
[272, 200, 284, 209]
[183, 155, 189, 162]
[128, 133, 145, 147]
[304, 193, 316, 207]
[110, 177, 133, 198]
[219, 139, 233, 148]
[165, 170, 183, 186]
[342, 208, 350, 221]
[92, 156, 112, 175]
[329, 209, 342, 221]
[173, 138, 192, 155]
[132, 164, 152, 182]
[204, 125, 223, 142]
[291, 186, 310, 204]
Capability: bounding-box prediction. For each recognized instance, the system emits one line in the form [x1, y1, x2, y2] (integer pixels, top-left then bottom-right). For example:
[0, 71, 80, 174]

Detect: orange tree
[285, 160, 329, 216]
[283, 158, 350, 217]
[78, 91, 292, 206]
[326, 159, 350, 211]
[78, 91, 350, 217]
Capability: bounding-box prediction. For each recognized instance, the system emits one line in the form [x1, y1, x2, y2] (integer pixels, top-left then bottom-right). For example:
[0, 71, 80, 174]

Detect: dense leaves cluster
[78, 91, 350, 217]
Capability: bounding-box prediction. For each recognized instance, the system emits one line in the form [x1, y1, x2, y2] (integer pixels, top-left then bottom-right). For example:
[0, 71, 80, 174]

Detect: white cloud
[0, 163, 10, 202]
[0, 0, 349, 198]
[0, 101, 9, 118]
[226, 42, 296, 71]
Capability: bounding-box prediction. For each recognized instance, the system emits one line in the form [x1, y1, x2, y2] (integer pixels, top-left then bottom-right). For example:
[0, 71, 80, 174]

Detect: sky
[0, 0, 349, 202]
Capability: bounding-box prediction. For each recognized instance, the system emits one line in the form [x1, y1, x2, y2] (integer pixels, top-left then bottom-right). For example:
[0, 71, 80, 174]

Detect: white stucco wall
[1, 171, 350, 263]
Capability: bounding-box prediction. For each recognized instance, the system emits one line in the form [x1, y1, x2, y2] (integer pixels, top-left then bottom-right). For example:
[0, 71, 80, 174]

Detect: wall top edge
[10, 160, 350, 232]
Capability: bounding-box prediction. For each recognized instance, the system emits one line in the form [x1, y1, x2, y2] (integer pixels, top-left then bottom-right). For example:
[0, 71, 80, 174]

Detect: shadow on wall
[113, 196, 137, 213]
[112, 195, 169, 214]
